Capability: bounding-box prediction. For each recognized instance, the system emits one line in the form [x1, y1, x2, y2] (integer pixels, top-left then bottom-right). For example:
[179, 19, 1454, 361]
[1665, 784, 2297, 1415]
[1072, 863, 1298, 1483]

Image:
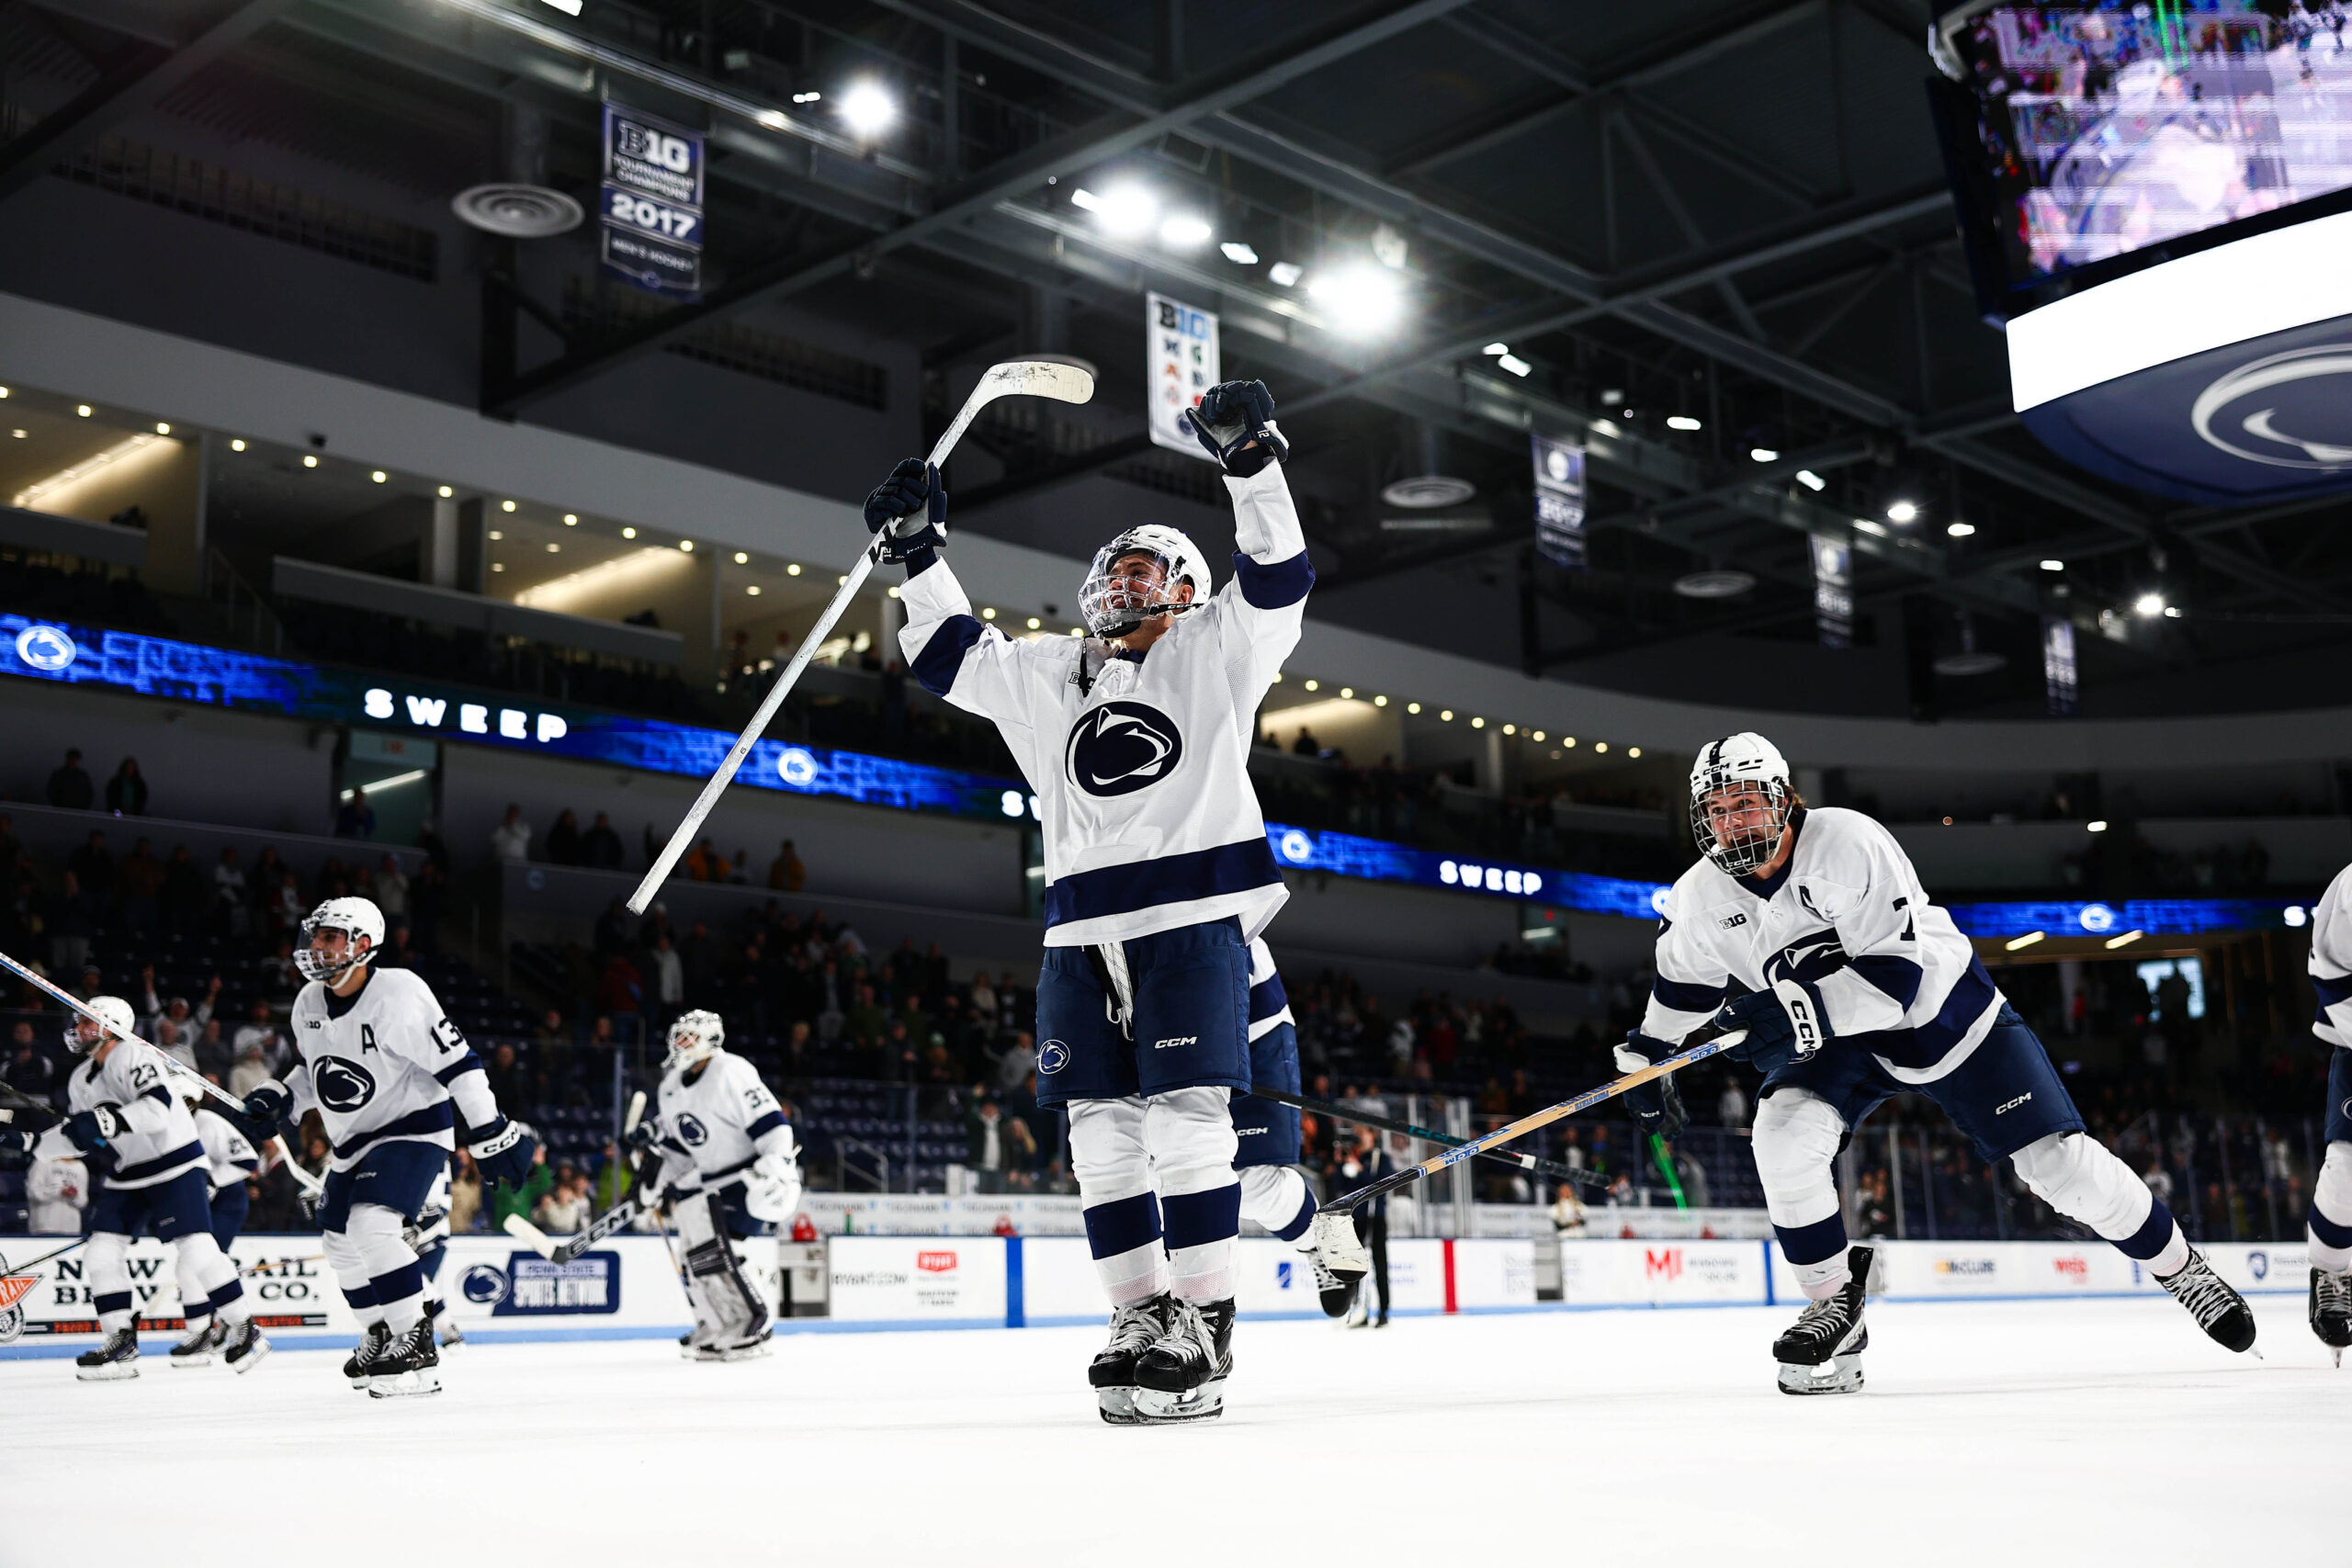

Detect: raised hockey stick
[501, 1089, 652, 1263]
[1316, 1030, 1747, 1216]
[625, 356, 1097, 914]
[0, 948, 324, 1197]
[0, 1235, 91, 1276]
[1250, 1084, 1608, 1190]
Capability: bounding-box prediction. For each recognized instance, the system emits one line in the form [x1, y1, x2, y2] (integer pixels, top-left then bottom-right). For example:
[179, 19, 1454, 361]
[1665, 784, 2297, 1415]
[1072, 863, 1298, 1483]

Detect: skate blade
[1132, 1376, 1226, 1423]
[1777, 1358, 1863, 1396]
[228, 1337, 272, 1374]
[167, 1353, 214, 1369]
[437, 1332, 464, 1353]
[1097, 1388, 1143, 1426]
[75, 1362, 139, 1382]
[368, 1369, 443, 1399]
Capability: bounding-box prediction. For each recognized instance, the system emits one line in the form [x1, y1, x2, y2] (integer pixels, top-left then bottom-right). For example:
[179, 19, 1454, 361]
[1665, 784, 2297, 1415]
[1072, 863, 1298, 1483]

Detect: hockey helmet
[297, 896, 385, 983]
[1080, 525, 1208, 638]
[1689, 732, 1795, 878]
[665, 1009, 726, 1074]
[64, 994, 136, 1056]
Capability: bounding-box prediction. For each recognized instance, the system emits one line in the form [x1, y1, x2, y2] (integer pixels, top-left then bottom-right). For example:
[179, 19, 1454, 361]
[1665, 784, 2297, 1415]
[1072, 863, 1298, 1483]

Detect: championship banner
[1531, 433, 1587, 568]
[2042, 615, 2079, 716]
[1811, 533, 1853, 649]
[1147, 292, 1219, 458]
[601, 105, 705, 299]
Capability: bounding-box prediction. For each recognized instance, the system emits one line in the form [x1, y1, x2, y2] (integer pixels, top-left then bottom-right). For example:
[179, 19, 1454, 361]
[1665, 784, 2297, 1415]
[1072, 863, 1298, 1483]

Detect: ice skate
[1133, 1297, 1234, 1423]
[366, 1320, 442, 1398]
[1310, 1212, 1369, 1288]
[435, 1314, 466, 1352]
[693, 1324, 774, 1362]
[2154, 1247, 2257, 1354]
[74, 1326, 140, 1382]
[1774, 1245, 1871, 1395]
[344, 1322, 390, 1390]
[221, 1318, 270, 1372]
[1088, 1295, 1168, 1425]
[2309, 1267, 2350, 1366]
[166, 1318, 215, 1368]
[1309, 1252, 1352, 1319]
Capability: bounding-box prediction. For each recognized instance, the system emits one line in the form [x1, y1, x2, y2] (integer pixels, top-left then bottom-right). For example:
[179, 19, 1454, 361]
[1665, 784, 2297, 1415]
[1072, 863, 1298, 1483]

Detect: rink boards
[0, 1233, 2314, 1352]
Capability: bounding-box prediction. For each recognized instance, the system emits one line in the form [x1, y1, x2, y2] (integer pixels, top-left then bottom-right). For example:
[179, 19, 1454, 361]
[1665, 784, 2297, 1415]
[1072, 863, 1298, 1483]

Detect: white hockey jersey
[1639, 807, 2003, 1084]
[35, 1039, 205, 1190]
[899, 464, 1311, 947]
[2307, 861, 2352, 1048]
[653, 1051, 794, 1193]
[194, 1107, 261, 1197]
[284, 966, 501, 1173]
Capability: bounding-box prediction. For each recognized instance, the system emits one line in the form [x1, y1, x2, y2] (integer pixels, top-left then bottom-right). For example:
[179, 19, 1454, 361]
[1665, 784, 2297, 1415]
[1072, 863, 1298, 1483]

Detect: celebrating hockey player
[242, 897, 535, 1397]
[0, 997, 267, 1378]
[886, 378, 1349, 1423]
[1230, 937, 1353, 1317]
[2300, 861, 2352, 1363]
[630, 1009, 800, 1361]
[1622, 734, 2256, 1393]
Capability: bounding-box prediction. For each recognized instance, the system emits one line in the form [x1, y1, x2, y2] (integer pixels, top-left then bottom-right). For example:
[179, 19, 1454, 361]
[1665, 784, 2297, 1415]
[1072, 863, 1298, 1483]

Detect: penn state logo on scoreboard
[1065, 701, 1182, 797]
[311, 1055, 377, 1112]
[674, 1111, 708, 1145]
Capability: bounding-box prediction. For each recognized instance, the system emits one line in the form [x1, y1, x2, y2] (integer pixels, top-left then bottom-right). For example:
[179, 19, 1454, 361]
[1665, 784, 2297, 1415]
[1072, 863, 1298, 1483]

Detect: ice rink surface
[3, 1296, 2340, 1566]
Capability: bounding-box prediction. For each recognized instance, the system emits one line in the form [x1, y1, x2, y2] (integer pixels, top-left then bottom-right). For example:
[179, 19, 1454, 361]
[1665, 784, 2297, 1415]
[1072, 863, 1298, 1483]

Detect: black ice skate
[221, 1319, 271, 1373]
[167, 1318, 216, 1369]
[1089, 1295, 1169, 1425]
[1774, 1245, 1871, 1395]
[1133, 1297, 1234, 1423]
[691, 1325, 774, 1363]
[74, 1326, 140, 1382]
[1309, 1253, 1352, 1319]
[2154, 1247, 2257, 1355]
[2308, 1267, 2350, 1367]
[344, 1322, 390, 1391]
[366, 1320, 442, 1399]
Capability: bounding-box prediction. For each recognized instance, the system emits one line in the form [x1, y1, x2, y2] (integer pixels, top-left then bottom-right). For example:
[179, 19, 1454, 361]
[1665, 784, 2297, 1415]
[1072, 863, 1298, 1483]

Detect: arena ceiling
[5, 0, 2351, 720]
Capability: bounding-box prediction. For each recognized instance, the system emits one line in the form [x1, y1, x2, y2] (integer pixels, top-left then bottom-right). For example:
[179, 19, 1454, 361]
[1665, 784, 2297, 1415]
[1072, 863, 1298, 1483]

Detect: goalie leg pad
[678, 1190, 766, 1348]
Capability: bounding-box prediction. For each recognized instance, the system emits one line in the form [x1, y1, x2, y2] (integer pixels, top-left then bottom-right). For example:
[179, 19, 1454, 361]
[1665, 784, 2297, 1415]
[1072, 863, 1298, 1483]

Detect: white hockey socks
[85, 1231, 135, 1336]
[345, 1203, 427, 1333]
[1752, 1090, 1850, 1300]
[2311, 1141, 2352, 1274]
[1070, 1097, 1167, 1306]
[1148, 1089, 1241, 1304]
[1238, 1165, 1317, 1247]
[172, 1233, 249, 1328]
[2012, 1132, 2190, 1276]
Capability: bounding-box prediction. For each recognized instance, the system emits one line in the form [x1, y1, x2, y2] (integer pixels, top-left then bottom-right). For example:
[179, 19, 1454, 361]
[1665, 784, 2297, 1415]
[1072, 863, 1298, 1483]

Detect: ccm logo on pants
[1154, 1036, 1199, 1049]
[1996, 1092, 2034, 1114]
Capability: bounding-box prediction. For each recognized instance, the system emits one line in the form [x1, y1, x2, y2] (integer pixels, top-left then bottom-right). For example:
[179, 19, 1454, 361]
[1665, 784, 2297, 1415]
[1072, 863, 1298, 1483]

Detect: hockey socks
[1238, 1165, 1316, 1245]
[1163, 1183, 1240, 1303]
[1082, 1191, 1167, 1306]
[2308, 1141, 2352, 1274]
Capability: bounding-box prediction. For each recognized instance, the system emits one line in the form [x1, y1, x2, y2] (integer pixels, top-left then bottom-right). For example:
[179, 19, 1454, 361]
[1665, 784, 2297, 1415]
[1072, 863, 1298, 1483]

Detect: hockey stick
[1251, 1084, 1608, 1190]
[501, 1089, 650, 1263]
[1316, 1030, 1747, 1216]
[0, 1235, 91, 1276]
[625, 356, 1097, 914]
[0, 948, 324, 1198]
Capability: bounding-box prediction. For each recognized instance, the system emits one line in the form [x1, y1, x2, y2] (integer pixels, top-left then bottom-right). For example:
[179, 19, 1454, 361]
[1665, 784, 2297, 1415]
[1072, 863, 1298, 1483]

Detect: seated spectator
[683, 838, 729, 882]
[535, 1167, 592, 1234]
[769, 838, 807, 893]
[491, 804, 532, 863]
[581, 812, 625, 871]
[46, 748, 93, 810]
[544, 808, 582, 866]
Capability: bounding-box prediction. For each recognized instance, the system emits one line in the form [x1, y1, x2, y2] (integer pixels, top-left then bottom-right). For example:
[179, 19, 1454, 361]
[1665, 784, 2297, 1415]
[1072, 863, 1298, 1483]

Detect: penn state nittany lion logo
[1037, 1039, 1070, 1076]
[1065, 701, 1182, 797]
[675, 1112, 709, 1145]
[461, 1263, 509, 1305]
[312, 1055, 377, 1113]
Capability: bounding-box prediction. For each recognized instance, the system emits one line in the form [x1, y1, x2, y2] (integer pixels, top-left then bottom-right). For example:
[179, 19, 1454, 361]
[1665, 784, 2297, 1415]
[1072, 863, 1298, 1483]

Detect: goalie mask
[665, 1009, 726, 1074]
[1689, 732, 1795, 879]
[296, 896, 385, 983]
[64, 994, 135, 1055]
[1079, 525, 1207, 638]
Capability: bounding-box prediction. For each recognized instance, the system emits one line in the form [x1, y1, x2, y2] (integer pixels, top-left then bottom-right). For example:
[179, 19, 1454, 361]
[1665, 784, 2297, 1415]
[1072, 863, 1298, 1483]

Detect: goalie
[629, 1010, 801, 1361]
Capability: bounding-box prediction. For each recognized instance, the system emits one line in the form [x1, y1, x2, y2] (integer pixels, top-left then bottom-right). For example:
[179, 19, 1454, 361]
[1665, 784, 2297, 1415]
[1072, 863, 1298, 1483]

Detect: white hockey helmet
[1688, 732, 1795, 878]
[1080, 524, 1208, 637]
[665, 1009, 726, 1074]
[64, 994, 136, 1055]
[296, 896, 385, 983]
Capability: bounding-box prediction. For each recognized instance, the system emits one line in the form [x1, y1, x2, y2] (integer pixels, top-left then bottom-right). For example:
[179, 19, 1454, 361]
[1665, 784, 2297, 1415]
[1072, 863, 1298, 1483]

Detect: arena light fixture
[1439, 709, 1453, 721]
[1594, 742, 1608, 753]
[792, 91, 822, 105]
[302, 455, 319, 468]
[734, 551, 749, 564]
[1470, 716, 1486, 728]
[232, 439, 248, 452]
[887, 586, 900, 599]
[1666, 414, 1702, 432]
[2005, 931, 2046, 951]
[0, 387, 7, 397]
[1373, 694, 1387, 707]
[1220, 242, 1258, 265]
[1749, 446, 1779, 462]
[9, 430, 22, 440]
[488, 530, 503, 541]
[1948, 521, 1976, 537]
[1303, 679, 1318, 691]
[2041, 558, 2064, 571]
[502, 499, 517, 512]
[981, 607, 997, 620]
[2133, 592, 2165, 616]
[75, 404, 91, 417]
[2087, 819, 2109, 832]
[539, 0, 583, 15]
[546, 542, 560, 553]
[1339, 686, 1352, 699]
[1483, 343, 1509, 355]
[786, 562, 802, 576]
[564, 513, 578, 525]
[1025, 616, 1041, 629]
[1884, 499, 1918, 524]
[10, 433, 164, 509]
[154, 423, 171, 434]
[1794, 468, 1826, 491]
[1306, 265, 1405, 334]
[1562, 738, 1576, 748]
[1854, 518, 1887, 536]
[838, 81, 896, 137]
[2104, 930, 2145, 950]
[1628, 747, 1642, 758]
[1497, 354, 1532, 378]
[1073, 184, 1156, 237]
[371, 470, 387, 483]
[436, 483, 450, 496]
[679, 539, 695, 552]
[747, 585, 762, 596]
[1159, 214, 1213, 249]
[1267, 261, 1303, 287]
[621, 526, 637, 538]
[1531, 729, 1544, 741]
[1501, 723, 1514, 735]
[1406, 702, 1420, 714]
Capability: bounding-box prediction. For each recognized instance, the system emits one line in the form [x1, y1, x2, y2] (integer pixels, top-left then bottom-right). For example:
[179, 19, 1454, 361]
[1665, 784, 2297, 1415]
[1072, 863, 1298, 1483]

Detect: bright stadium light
[1306, 265, 1404, 334]
[1885, 499, 1919, 524]
[1159, 214, 1213, 248]
[1073, 184, 1156, 236]
[1220, 242, 1259, 265]
[1794, 468, 1826, 491]
[839, 82, 896, 137]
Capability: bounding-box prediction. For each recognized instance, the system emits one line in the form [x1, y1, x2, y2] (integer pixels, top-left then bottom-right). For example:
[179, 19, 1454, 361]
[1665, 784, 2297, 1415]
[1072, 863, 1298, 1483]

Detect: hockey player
[1621, 734, 2256, 1393]
[630, 1010, 800, 1360]
[1230, 937, 1353, 1318]
[885, 378, 1345, 1423]
[0, 997, 267, 1378]
[241, 897, 534, 1397]
[195, 1090, 261, 1251]
[2301, 861, 2352, 1363]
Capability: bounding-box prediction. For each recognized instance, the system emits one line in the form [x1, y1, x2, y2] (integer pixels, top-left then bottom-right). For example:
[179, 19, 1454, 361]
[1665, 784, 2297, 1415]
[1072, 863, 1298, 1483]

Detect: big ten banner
[828, 1235, 1008, 1323]
[2042, 615, 2079, 716]
[1531, 433, 1587, 568]
[1811, 533, 1853, 649]
[1148, 292, 1220, 457]
[602, 105, 705, 299]
[5, 1237, 345, 1341]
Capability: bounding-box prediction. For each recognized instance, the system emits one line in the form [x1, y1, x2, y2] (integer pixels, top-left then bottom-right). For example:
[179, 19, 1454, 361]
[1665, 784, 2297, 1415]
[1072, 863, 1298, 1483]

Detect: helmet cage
[1690, 777, 1794, 878]
[64, 995, 135, 1056]
[1079, 529, 1202, 638]
[664, 1009, 726, 1074]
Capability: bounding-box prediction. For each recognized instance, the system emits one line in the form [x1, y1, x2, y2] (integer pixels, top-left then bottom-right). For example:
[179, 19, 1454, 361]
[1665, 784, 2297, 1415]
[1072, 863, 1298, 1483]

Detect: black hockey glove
[63, 1102, 126, 1156]
[1612, 1032, 1688, 1140]
[1716, 990, 1801, 1077]
[862, 458, 946, 567]
[241, 1079, 292, 1142]
[1182, 379, 1287, 477]
[623, 1119, 660, 1156]
[469, 1116, 537, 1192]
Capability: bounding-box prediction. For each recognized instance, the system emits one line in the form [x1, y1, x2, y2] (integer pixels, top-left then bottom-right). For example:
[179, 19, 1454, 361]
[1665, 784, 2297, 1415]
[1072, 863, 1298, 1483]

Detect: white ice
[3, 1298, 2340, 1565]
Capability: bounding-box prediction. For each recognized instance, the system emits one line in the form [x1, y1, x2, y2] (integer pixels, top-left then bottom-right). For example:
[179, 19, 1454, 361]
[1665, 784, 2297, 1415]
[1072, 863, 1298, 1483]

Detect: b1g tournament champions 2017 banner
[1531, 433, 1587, 569]
[1147, 292, 1219, 457]
[601, 105, 705, 299]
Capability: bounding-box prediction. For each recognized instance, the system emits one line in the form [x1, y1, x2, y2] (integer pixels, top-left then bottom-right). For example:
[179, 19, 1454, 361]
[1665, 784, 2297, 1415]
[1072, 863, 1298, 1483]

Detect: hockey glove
[1716, 990, 1802, 1077]
[241, 1079, 292, 1141]
[1611, 1033, 1688, 1140]
[1182, 379, 1288, 477]
[623, 1119, 661, 1156]
[62, 1103, 126, 1156]
[469, 1116, 537, 1192]
[861, 458, 946, 567]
